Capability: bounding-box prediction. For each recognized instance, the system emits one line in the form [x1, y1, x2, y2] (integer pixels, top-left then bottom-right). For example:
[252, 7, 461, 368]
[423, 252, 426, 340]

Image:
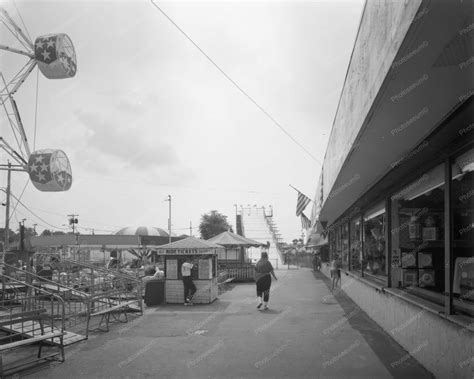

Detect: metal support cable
[150, 0, 322, 166]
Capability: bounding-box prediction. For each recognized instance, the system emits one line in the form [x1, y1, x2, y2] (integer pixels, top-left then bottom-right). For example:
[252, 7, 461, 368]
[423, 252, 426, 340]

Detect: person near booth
[181, 257, 196, 305]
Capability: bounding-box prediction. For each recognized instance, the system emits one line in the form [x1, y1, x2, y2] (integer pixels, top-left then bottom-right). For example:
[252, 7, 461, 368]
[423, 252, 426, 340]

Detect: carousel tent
[115, 226, 170, 236]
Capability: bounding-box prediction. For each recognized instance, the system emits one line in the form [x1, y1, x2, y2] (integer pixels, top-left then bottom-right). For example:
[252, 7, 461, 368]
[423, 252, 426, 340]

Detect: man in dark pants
[181, 258, 196, 305]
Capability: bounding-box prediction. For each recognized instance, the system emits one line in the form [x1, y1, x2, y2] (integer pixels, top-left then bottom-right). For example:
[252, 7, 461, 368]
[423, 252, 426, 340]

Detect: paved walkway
[25, 268, 433, 379]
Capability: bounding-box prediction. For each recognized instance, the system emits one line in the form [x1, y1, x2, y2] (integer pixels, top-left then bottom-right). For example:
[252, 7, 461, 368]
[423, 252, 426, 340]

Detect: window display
[452, 148, 474, 311]
[341, 223, 349, 270]
[363, 203, 386, 277]
[391, 164, 445, 294]
[350, 218, 362, 271]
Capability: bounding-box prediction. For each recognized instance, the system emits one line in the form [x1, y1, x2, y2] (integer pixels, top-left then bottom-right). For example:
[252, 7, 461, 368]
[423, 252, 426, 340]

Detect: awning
[207, 231, 264, 247]
[306, 232, 328, 248]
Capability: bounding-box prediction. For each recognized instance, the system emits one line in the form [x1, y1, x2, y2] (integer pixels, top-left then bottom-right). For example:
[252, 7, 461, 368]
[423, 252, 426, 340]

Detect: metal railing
[6, 255, 143, 337]
[218, 262, 255, 282]
[3, 263, 88, 332]
[0, 274, 65, 340]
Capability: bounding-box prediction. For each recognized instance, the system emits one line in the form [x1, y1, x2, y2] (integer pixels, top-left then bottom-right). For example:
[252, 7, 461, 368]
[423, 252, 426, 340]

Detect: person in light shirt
[181, 258, 196, 305]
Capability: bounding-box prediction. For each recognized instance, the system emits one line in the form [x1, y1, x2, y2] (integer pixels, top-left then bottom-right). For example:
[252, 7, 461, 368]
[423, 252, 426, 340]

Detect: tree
[199, 210, 232, 240]
[0, 228, 17, 244]
[41, 229, 52, 236]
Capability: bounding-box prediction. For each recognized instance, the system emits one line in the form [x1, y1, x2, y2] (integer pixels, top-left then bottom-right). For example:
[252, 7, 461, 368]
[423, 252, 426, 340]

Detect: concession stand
[157, 237, 224, 304]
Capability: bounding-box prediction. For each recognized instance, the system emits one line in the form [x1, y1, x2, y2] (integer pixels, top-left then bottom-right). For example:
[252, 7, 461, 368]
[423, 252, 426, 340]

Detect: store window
[350, 217, 362, 271]
[335, 226, 341, 258]
[363, 202, 386, 278]
[391, 164, 445, 297]
[329, 229, 336, 261]
[452, 148, 474, 315]
[341, 223, 349, 270]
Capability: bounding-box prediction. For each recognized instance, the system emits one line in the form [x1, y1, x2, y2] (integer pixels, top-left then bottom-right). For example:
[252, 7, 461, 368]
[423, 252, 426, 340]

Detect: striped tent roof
[115, 226, 169, 236]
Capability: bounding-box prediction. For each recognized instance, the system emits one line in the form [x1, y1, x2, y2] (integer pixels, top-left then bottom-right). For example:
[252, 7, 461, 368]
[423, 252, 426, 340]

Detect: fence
[0, 274, 66, 375]
[3, 262, 89, 334]
[5, 255, 143, 338]
[218, 262, 255, 282]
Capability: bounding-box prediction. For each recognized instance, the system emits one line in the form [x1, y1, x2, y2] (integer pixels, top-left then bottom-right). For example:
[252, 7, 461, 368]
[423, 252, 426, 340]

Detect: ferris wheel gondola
[0, 7, 76, 192]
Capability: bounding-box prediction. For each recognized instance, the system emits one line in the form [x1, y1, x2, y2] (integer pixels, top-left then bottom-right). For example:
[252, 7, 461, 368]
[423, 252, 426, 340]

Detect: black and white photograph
[0, 0, 472, 378]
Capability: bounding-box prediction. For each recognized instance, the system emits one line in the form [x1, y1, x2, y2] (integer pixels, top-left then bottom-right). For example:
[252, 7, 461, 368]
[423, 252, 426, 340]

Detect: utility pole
[189, 221, 192, 237]
[67, 214, 79, 234]
[165, 195, 172, 243]
[4, 162, 11, 251]
[33, 223, 37, 235]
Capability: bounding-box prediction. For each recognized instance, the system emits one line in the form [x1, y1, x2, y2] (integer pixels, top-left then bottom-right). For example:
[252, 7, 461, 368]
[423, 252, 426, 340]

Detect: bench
[87, 300, 138, 333]
[0, 309, 65, 377]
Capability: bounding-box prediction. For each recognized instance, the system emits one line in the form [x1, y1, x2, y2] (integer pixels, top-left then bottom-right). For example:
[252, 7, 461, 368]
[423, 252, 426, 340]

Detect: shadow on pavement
[312, 270, 435, 379]
[257, 309, 281, 315]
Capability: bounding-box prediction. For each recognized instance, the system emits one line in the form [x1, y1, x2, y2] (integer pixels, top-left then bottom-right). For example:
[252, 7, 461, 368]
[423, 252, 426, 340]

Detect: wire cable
[7, 178, 28, 223]
[7, 188, 68, 230]
[150, 0, 322, 166]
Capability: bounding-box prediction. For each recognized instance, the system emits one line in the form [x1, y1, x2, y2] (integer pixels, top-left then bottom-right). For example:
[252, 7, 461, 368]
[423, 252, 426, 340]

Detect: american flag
[35, 36, 57, 64]
[301, 212, 312, 229]
[296, 191, 311, 216]
[28, 153, 53, 184]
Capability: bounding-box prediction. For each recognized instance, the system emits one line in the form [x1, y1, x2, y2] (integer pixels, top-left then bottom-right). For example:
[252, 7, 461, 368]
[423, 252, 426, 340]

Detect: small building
[157, 237, 224, 304]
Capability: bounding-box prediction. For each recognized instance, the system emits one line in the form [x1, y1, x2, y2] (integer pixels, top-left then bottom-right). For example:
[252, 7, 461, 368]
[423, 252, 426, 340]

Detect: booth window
[225, 248, 239, 261]
[452, 148, 474, 316]
[391, 164, 445, 301]
[350, 217, 362, 271]
[363, 202, 387, 279]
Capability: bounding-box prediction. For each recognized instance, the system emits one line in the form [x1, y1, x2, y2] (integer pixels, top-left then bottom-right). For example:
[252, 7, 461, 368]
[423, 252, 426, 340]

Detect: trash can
[144, 279, 165, 306]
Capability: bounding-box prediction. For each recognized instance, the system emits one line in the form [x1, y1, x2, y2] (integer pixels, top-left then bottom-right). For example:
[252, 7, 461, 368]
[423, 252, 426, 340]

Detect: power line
[7, 189, 68, 231]
[149, 0, 322, 166]
[8, 178, 29, 223]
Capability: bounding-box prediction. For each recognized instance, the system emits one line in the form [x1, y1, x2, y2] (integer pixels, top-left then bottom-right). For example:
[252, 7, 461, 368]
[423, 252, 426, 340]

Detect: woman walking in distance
[255, 252, 278, 310]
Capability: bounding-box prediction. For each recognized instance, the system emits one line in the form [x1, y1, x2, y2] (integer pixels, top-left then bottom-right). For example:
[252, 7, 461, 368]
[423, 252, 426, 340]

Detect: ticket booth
[157, 237, 224, 304]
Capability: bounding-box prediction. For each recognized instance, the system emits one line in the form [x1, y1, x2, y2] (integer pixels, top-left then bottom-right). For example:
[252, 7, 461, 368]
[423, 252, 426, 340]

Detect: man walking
[182, 258, 196, 305]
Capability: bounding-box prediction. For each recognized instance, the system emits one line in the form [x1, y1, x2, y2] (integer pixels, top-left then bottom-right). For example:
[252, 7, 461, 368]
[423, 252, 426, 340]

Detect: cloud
[116, 93, 159, 115]
[74, 109, 180, 170]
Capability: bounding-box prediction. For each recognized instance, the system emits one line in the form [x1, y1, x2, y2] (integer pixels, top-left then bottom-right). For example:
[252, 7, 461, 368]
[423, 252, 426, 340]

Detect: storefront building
[308, 1, 473, 377]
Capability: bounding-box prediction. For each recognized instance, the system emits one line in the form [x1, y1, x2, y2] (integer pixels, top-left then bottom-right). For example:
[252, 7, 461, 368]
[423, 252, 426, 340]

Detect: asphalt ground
[18, 267, 434, 379]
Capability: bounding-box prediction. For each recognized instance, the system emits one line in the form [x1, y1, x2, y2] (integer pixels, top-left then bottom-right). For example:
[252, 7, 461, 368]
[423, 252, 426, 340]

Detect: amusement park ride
[0, 7, 77, 247]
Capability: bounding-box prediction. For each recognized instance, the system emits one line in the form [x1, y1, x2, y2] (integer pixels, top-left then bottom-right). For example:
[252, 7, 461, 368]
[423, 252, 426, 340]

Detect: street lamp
[165, 195, 172, 243]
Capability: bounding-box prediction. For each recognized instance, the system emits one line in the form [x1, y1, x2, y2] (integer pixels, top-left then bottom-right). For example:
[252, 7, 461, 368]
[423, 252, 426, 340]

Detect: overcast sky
[1, 0, 364, 241]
